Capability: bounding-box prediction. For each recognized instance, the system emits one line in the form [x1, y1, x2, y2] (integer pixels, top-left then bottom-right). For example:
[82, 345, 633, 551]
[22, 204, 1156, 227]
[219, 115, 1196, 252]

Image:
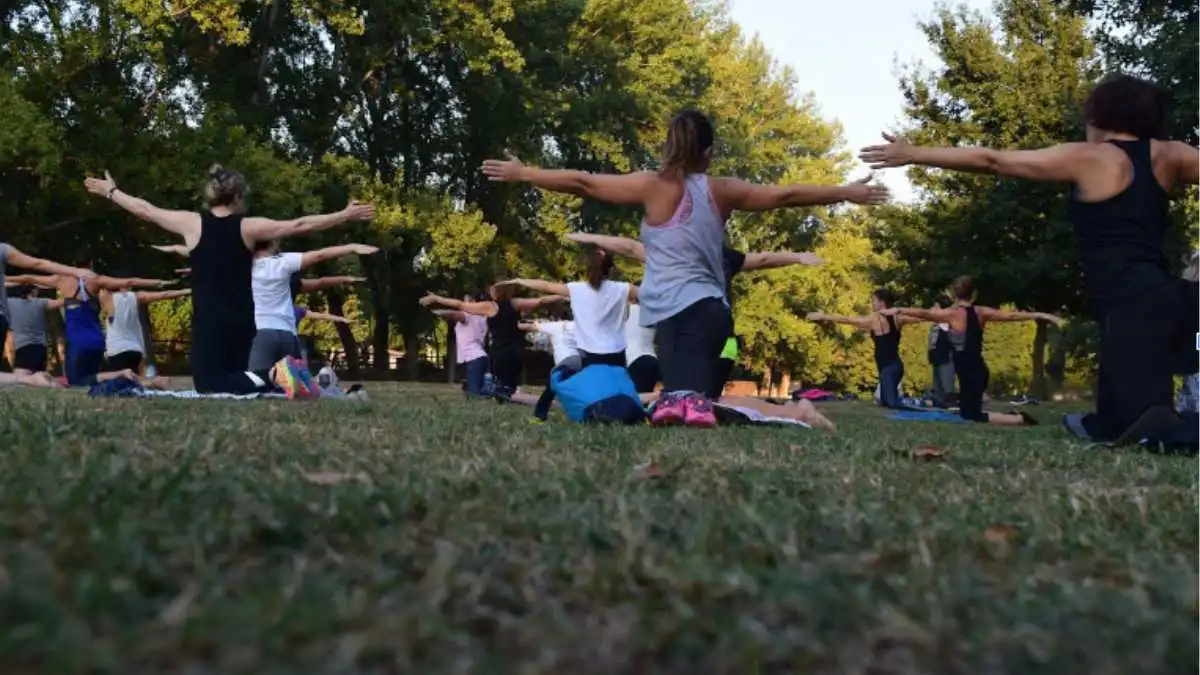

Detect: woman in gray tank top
[483, 108, 888, 427]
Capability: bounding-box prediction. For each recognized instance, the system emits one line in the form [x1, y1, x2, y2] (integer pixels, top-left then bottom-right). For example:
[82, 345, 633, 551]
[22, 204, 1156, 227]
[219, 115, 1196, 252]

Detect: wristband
[107, 187, 118, 200]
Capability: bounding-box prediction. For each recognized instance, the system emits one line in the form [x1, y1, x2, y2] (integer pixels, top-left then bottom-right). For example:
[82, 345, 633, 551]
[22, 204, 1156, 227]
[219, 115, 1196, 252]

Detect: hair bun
[208, 165, 225, 180]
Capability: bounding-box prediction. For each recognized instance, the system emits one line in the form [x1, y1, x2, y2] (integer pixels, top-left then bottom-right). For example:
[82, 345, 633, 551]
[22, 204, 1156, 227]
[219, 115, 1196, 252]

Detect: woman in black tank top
[860, 75, 1199, 447]
[806, 288, 914, 408]
[886, 276, 1063, 426]
[84, 166, 375, 396]
[421, 282, 568, 400]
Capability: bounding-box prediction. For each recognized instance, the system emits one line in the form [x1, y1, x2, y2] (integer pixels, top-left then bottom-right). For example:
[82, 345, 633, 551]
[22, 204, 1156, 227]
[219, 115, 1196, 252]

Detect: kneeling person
[539, 364, 646, 425]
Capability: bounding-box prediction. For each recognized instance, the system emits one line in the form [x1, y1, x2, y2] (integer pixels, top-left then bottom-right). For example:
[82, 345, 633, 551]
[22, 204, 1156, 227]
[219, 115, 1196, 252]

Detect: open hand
[798, 252, 824, 266]
[481, 152, 525, 183]
[841, 173, 890, 205]
[859, 132, 915, 170]
[349, 244, 379, 256]
[418, 294, 439, 307]
[84, 171, 117, 198]
[343, 200, 376, 221]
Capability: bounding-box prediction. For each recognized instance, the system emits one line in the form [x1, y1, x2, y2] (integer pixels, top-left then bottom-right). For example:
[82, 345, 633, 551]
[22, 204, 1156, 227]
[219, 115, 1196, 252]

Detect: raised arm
[419, 293, 497, 317]
[242, 200, 376, 242]
[885, 307, 956, 323]
[4, 247, 89, 278]
[742, 251, 824, 271]
[482, 154, 655, 206]
[136, 289, 192, 304]
[1167, 140, 1199, 185]
[301, 310, 352, 325]
[93, 276, 173, 291]
[513, 295, 569, 313]
[300, 276, 366, 293]
[804, 311, 877, 331]
[712, 175, 889, 215]
[860, 133, 1094, 183]
[566, 233, 646, 262]
[84, 172, 201, 240]
[977, 307, 1066, 327]
[497, 278, 571, 297]
[300, 244, 378, 270]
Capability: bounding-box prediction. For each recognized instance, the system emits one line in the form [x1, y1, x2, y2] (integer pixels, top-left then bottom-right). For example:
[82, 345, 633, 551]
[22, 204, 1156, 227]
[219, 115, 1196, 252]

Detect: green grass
[0, 384, 1195, 674]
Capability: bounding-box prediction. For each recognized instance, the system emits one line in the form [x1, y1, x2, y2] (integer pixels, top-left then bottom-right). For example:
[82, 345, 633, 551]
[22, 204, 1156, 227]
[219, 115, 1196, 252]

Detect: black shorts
[13, 344, 47, 372]
[106, 350, 144, 373]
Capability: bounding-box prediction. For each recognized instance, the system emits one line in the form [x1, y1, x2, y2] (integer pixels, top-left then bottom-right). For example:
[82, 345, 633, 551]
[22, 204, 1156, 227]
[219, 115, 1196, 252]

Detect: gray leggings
[248, 329, 303, 371]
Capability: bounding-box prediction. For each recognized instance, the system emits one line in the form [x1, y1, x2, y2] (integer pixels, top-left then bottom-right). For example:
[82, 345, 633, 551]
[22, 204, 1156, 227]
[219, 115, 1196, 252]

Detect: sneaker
[651, 392, 686, 426]
[683, 394, 717, 428]
[273, 357, 319, 400]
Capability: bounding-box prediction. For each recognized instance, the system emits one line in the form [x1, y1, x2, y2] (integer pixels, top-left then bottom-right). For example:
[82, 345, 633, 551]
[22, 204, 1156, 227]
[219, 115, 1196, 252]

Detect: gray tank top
[8, 297, 49, 348]
[637, 174, 727, 327]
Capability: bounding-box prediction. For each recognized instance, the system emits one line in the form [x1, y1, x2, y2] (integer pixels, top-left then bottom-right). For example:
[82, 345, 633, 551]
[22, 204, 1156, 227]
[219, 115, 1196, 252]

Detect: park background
[2, 0, 1196, 398]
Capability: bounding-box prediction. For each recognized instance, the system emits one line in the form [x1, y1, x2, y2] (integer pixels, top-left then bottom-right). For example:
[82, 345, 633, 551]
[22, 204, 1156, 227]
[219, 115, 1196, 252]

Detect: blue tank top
[64, 277, 105, 351]
[637, 174, 727, 327]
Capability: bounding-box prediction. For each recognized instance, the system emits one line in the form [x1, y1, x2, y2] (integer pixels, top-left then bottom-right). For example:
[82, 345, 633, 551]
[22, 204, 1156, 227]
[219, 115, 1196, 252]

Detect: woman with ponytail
[492, 246, 637, 368]
[483, 109, 889, 427]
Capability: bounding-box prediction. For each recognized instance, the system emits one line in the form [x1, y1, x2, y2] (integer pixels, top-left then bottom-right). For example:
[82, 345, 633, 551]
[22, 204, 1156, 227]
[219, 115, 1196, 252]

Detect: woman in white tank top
[494, 247, 637, 368]
[100, 284, 192, 374]
[483, 109, 888, 427]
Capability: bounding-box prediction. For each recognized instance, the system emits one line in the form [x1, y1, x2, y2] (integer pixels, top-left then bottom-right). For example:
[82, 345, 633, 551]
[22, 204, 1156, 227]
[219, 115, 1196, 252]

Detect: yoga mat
[889, 410, 969, 423]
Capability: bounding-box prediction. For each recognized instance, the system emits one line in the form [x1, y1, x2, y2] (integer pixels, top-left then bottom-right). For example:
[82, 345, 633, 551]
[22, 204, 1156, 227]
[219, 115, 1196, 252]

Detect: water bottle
[145, 364, 157, 378]
[482, 373, 494, 396]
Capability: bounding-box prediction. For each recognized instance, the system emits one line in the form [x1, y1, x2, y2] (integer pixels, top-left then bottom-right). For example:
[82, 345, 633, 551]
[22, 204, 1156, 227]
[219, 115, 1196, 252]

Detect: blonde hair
[660, 109, 714, 177]
[202, 164, 248, 208]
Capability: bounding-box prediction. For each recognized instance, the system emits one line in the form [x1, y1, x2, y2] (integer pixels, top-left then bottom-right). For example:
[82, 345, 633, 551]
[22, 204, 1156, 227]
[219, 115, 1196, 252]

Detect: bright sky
[726, 0, 992, 203]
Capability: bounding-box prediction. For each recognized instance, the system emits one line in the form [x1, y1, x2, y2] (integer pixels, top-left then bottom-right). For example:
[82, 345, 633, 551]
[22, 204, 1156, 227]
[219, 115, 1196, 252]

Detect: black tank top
[1067, 139, 1171, 315]
[190, 212, 254, 335]
[487, 300, 523, 352]
[871, 315, 901, 368]
[961, 305, 983, 359]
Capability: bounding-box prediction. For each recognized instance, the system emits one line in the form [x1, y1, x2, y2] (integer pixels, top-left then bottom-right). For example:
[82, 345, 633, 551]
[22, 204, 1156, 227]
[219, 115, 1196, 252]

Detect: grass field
[0, 383, 1195, 674]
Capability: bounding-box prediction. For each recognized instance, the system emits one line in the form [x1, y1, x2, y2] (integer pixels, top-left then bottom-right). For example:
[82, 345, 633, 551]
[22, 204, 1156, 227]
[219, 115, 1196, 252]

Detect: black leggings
[953, 352, 990, 423]
[708, 357, 735, 400]
[628, 355, 661, 394]
[877, 360, 905, 409]
[191, 324, 271, 394]
[655, 297, 733, 396]
[581, 351, 626, 368]
[1082, 278, 1198, 441]
[489, 345, 523, 395]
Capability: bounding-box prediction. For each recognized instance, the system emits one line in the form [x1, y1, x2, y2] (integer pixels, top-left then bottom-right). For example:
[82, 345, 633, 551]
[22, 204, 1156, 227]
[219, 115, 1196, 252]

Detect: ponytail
[660, 108, 715, 177]
[585, 247, 614, 289]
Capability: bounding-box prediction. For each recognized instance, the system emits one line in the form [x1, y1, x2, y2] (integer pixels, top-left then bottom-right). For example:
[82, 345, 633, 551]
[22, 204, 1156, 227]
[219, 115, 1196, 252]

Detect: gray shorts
[248, 329, 303, 371]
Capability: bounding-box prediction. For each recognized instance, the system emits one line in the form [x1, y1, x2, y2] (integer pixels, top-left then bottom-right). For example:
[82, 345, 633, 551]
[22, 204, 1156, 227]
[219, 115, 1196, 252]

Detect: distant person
[927, 295, 957, 406]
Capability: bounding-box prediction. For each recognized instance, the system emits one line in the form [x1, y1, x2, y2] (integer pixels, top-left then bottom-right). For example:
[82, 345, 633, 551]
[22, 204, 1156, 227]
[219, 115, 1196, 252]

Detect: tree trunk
[404, 332, 420, 381]
[761, 368, 773, 397]
[324, 289, 360, 379]
[1031, 321, 1048, 399]
[779, 372, 792, 398]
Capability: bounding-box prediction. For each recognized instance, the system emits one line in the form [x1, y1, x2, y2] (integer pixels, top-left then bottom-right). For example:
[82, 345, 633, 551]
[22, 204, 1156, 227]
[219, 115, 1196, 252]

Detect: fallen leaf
[304, 471, 371, 486]
[983, 523, 1019, 543]
[911, 446, 945, 461]
[635, 461, 665, 479]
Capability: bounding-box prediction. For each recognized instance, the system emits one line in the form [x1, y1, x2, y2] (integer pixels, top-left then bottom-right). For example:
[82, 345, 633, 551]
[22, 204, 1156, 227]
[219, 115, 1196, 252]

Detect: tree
[880, 0, 1099, 397]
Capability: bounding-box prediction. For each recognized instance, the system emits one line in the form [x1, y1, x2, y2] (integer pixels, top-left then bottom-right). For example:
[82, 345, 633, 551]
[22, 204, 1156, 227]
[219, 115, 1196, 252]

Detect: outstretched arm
[742, 251, 824, 271]
[300, 276, 366, 292]
[242, 200, 376, 242]
[300, 244, 378, 269]
[5, 247, 89, 278]
[301, 310, 352, 325]
[432, 309, 468, 323]
[136, 289, 192, 303]
[513, 295, 569, 313]
[483, 154, 655, 206]
[566, 233, 646, 262]
[1168, 141, 1199, 185]
[860, 133, 1092, 183]
[804, 312, 876, 331]
[84, 172, 200, 239]
[518, 322, 539, 332]
[419, 294, 497, 317]
[978, 307, 1066, 327]
[6, 274, 59, 289]
[713, 175, 889, 215]
[497, 278, 571, 297]
[93, 276, 173, 291]
[152, 244, 190, 257]
[886, 307, 956, 323]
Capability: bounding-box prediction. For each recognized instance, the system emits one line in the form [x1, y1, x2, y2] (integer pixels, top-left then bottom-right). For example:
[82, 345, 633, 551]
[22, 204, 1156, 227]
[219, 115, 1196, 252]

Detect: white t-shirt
[567, 280, 630, 355]
[537, 321, 580, 367]
[252, 253, 304, 333]
[623, 304, 656, 363]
